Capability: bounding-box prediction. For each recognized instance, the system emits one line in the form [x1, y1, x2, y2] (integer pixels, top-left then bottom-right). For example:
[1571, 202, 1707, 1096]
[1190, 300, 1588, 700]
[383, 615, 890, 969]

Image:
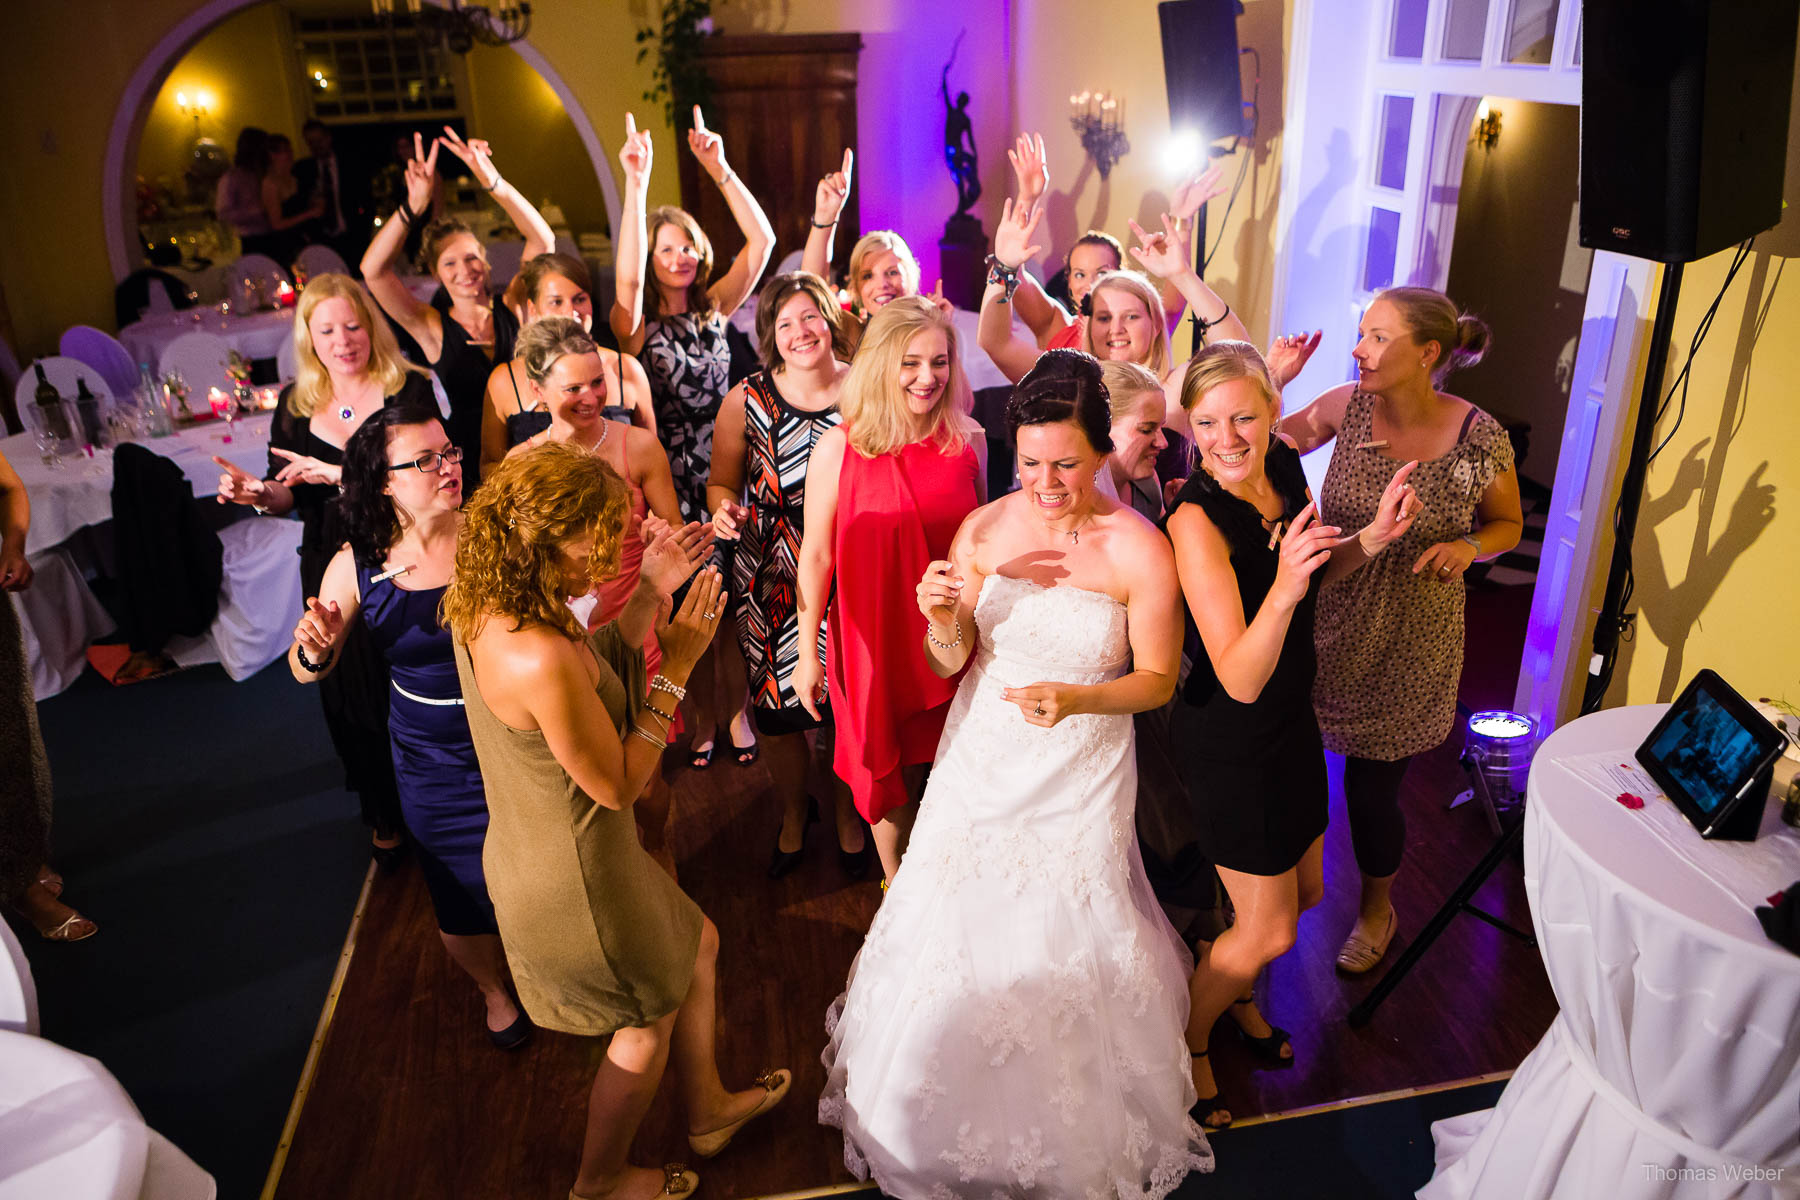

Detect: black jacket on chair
[110, 443, 223, 654]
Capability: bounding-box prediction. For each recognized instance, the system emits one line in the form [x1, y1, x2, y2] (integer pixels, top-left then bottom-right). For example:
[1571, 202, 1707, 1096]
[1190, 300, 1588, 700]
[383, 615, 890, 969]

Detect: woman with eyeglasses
[214, 273, 436, 867]
[285, 403, 529, 1047]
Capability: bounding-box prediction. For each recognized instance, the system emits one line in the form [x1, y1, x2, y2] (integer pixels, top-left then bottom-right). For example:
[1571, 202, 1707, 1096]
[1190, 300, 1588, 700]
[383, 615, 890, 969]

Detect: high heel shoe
[1228, 995, 1293, 1066]
[837, 841, 873, 879]
[766, 802, 819, 879]
[370, 832, 407, 871]
[687, 1069, 791, 1158]
[1189, 1049, 1232, 1130]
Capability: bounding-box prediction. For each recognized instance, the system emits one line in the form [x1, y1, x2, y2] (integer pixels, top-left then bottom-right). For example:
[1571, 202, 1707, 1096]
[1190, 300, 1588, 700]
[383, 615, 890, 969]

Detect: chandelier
[371, 0, 532, 53]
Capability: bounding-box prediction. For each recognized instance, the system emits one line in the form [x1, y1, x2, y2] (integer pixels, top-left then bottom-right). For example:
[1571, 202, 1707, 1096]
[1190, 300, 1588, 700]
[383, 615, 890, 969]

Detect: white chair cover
[12, 548, 112, 699]
[155, 333, 233, 397]
[226, 255, 290, 312]
[0, 918, 36, 1037]
[166, 517, 303, 681]
[0, 1030, 216, 1200]
[275, 334, 297, 386]
[12, 359, 114, 427]
[294, 243, 348, 279]
[56, 328, 139, 400]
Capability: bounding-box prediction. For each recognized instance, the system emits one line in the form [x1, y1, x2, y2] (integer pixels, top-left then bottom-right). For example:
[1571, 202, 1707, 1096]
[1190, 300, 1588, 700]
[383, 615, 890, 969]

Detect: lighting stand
[1345, 750, 1537, 1028]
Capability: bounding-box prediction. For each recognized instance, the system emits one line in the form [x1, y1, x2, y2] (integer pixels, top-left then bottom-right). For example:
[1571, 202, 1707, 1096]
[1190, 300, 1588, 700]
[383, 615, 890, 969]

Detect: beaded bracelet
[649, 674, 687, 702]
[643, 701, 676, 725]
[926, 620, 963, 651]
[296, 644, 334, 672]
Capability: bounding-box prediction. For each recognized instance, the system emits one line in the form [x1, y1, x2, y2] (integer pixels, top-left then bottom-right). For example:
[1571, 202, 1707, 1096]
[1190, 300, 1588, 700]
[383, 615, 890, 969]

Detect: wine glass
[23, 402, 64, 470]
[210, 390, 237, 443]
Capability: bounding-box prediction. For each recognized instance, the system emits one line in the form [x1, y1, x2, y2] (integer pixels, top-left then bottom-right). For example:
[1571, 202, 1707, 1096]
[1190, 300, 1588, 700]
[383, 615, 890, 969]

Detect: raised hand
[1126, 213, 1193, 280]
[293, 596, 345, 658]
[1264, 330, 1323, 389]
[814, 148, 853, 226]
[655, 564, 725, 677]
[270, 447, 341, 488]
[926, 278, 954, 317]
[619, 113, 653, 190]
[437, 126, 500, 189]
[404, 132, 439, 213]
[1007, 132, 1048, 215]
[1170, 162, 1230, 223]
[1271, 502, 1345, 608]
[993, 196, 1047, 270]
[915, 559, 964, 630]
[213, 454, 271, 507]
[638, 515, 711, 597]
[1361, 460, 1421, 554]
[686, 106, 730, 182]
[712, 500, 750, 542]
[1001, 682, 1079, 728]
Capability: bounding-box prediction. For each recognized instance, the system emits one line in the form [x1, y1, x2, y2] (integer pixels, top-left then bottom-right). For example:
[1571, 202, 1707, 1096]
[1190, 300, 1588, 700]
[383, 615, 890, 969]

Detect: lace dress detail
[819, 575, 1213, 1197]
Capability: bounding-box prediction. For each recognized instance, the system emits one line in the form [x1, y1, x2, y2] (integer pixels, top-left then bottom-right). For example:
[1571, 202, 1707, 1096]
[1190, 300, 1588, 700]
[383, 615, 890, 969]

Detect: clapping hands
[639, 514, 715, 598]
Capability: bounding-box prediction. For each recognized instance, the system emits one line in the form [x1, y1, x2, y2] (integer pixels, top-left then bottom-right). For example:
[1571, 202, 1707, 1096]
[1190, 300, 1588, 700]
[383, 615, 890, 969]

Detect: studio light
[1162, 129, 1205, 178]
[1460, 709, 1538, 830]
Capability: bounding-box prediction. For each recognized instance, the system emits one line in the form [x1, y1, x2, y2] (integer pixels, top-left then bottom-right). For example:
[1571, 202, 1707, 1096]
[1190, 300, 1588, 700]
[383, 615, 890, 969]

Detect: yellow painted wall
[1604, 42, 1800, 711]
[462, 42, 609, 237]
[137, 4, 306, 197]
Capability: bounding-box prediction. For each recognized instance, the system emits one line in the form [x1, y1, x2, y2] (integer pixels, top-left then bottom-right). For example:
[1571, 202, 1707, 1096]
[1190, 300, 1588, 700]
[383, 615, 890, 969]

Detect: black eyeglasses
[387, 446, 463, 474]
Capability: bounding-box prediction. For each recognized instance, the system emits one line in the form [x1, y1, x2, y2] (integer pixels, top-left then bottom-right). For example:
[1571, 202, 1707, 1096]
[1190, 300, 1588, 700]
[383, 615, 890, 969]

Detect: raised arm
[1169, 499, 1342, 704]
[288, 546, 363, 683]
[359, 132, 441, 352]
[687, 108, 774, 319]
[802, 149, 853, 282]
[978, 197, 1051, 384]
[437, 126, 554, 262]
[609, 114, 654, 355]
[790, 426, 846, 719]
[1002, 134, 1071, 344]
[616, 352, 658, 438]
[1126, 214, 1251, 357]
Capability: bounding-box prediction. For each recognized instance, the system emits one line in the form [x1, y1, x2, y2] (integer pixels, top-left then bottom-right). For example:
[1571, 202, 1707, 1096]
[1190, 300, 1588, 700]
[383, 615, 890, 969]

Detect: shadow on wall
[1277, 125, 1360, 352]
[1610, 254, 1785, 702]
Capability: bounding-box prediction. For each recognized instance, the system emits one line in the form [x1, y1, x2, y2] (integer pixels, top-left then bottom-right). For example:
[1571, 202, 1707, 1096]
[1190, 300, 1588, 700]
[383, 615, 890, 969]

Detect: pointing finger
[842, 147, 854, 177]
[692, 105, 707, 134]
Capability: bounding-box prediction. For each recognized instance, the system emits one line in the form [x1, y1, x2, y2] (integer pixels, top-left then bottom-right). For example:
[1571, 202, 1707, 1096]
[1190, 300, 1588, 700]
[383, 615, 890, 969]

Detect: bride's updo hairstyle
[1005, 348, 1115, 455]
[1376, 286, 1491, 385]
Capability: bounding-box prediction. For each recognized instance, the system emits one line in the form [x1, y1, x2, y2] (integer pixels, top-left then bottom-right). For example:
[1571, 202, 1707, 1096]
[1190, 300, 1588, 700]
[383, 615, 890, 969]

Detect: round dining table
[116, 309, 293, 377]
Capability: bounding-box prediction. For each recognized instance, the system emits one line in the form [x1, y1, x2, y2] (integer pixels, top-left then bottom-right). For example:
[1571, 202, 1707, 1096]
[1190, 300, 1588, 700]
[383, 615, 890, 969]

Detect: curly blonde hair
[288, 273, 422, 418]
[835, 296, 972, 458]
[442, 441, 629, 644]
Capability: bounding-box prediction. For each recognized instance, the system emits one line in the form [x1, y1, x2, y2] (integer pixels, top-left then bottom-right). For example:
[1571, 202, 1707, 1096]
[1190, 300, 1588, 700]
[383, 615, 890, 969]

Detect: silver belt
[392, 680, 464, 707]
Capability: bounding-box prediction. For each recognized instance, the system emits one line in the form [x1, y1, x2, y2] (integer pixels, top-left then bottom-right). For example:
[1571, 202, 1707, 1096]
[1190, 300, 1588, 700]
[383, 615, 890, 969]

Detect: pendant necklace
[338, 402, 356, 423]
[1043, 508, 1093, 545]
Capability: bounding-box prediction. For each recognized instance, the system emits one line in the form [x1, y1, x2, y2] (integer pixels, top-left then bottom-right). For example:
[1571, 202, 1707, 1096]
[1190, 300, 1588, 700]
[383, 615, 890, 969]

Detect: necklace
[337, 402, 356, 423]
[1040, 507, 1094, 545]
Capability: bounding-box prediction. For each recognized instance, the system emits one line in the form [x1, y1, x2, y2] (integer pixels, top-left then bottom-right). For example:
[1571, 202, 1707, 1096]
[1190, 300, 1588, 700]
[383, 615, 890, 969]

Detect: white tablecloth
[0, 1031, 214, 1199]
[3, 414, 274, 556]
[1420, 705, 1800, 1199]
[116, 310, 293, 377]
[0, 921, 35, 1037]
[11, 548, 114, 698]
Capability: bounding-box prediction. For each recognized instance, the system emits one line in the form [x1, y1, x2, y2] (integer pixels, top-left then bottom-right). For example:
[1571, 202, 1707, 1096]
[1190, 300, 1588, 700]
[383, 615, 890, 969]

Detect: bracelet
[1193, 302, 1232, 335]
[396, 205, 417, 227]
[926, 619, 963, 651]
[631, 725, 667, 748]
[482, 174, 503, 193]
[295, 643, 334, 672]
[643, 701, 676, 725]
[984, 255, 1021, 304]
[715, 170, 737, 189]
[811, 217, 838, 229]
[649, 674, 687, 702]
[1459, 533, 1482, 556]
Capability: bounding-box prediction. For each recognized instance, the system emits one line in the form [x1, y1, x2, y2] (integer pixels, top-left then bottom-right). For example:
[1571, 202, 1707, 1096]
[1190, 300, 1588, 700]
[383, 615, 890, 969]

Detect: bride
[819, 350, 1212, 1196]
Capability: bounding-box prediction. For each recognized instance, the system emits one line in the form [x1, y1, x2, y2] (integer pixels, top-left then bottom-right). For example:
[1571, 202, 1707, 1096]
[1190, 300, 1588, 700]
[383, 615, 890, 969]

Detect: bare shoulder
[811, 424, 848, 462]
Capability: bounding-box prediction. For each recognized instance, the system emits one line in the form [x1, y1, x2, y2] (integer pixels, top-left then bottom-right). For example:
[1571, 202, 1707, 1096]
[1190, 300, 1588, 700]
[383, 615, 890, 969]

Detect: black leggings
[1343, 755, 1413, 878]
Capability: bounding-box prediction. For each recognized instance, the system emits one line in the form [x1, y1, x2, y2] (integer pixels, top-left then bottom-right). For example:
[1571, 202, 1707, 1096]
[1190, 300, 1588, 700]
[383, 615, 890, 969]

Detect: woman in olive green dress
[443, 442, 789, 1200]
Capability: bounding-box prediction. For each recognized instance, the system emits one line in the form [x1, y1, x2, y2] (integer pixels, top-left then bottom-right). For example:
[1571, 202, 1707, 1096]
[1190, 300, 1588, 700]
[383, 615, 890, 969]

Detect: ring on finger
[1034, 703, 1045, 716]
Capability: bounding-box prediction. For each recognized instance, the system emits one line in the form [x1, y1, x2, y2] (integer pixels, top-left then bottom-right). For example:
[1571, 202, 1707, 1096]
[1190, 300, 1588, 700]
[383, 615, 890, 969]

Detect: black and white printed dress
[641, 310, 731, 521]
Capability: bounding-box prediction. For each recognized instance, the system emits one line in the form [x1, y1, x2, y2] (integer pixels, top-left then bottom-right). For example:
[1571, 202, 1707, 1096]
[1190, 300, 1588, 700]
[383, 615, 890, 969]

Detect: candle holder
[1068, 90, 1130, 180]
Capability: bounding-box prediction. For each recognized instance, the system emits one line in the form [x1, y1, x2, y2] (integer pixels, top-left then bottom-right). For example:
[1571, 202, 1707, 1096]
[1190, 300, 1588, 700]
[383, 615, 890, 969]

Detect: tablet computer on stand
[1636, 668, 1788, 841]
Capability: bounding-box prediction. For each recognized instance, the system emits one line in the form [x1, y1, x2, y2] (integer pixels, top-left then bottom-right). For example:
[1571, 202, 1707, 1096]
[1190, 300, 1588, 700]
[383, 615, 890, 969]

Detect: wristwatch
[1459, 533, 1482, 556]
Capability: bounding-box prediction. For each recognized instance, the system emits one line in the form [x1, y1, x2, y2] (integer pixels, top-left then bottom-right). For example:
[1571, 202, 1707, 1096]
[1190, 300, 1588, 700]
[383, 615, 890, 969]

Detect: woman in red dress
[791, 297, 987, 883]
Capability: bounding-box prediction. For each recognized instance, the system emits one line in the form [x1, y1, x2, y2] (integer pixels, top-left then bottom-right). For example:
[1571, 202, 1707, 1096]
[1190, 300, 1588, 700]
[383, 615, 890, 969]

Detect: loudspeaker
[1580, 0, 1800, 263]
[1159, 0, 1244, 143]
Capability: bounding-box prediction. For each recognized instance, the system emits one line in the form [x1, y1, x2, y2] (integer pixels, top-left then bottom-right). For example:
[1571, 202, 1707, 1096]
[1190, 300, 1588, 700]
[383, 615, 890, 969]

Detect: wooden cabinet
[680, 34, 862, 287]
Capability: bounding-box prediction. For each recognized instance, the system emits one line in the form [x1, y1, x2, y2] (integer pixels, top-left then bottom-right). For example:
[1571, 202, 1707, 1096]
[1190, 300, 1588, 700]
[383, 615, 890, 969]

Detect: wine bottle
[74, 378, 104, 447]
[32, 363, 74, 442]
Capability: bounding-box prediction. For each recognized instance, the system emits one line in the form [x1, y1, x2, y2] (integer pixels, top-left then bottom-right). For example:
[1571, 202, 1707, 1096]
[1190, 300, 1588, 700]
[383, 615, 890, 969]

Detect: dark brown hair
[1006, 348, 1115, 454]
[754, 271, 854, 369]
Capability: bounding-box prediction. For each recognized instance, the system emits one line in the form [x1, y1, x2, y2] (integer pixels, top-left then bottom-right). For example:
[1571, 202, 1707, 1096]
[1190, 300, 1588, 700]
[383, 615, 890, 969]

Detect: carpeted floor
[11, 660, 370, 1200]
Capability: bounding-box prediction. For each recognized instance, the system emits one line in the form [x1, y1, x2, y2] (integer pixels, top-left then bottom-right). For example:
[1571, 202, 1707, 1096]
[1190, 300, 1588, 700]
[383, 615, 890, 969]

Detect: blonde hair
[288, 273, 421, 418]
[441, 441, 630, 644]
[644, 205, 715, 320]
[1098, 360, 1164, 421]
[846, 230, 921, 314]
[1178, 339, 1280, 417]
[516, 316, 597, 385]
[836, 296, 972, 458]
[1083, 271, 1172, 377]
[1375, 286, 1492, 385]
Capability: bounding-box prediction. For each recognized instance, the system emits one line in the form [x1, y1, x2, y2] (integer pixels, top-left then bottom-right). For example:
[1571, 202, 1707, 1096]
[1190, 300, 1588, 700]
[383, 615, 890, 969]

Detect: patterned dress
[642, 310, 731, 521]
[1314, 391, 1515, 761]
[732, 370, 842, 725]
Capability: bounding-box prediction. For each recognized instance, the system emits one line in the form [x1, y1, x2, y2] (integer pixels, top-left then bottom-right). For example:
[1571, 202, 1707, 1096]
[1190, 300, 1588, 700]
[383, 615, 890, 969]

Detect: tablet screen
[1646, 686, 1770, 814]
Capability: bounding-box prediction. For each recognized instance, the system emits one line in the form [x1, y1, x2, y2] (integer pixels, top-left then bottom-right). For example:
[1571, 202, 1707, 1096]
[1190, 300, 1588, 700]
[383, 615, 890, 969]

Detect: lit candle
[276, 280, 296, 308]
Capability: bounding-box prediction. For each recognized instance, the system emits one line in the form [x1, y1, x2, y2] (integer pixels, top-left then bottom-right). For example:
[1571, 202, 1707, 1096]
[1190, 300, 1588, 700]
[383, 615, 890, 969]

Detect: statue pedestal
[938, 213, 987, 312]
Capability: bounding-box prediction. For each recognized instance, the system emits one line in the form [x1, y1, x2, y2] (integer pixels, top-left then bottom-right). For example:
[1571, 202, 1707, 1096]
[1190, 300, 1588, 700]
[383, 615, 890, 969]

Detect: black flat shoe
[1228, 995, 1294, 1067]
[837, 842, 873, 879]
[767, 843, 805, 879]
[489, 1009, 533, 1051]
[370, 837, 407, 871]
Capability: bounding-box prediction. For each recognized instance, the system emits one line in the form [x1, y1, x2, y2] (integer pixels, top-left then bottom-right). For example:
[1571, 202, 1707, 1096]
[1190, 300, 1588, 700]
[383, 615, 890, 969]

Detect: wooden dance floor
[270, 586, 1554, 1198]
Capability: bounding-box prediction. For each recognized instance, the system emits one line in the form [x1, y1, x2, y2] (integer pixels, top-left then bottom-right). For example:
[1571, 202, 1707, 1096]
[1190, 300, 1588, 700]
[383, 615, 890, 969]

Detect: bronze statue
[941, 32, 980, 218]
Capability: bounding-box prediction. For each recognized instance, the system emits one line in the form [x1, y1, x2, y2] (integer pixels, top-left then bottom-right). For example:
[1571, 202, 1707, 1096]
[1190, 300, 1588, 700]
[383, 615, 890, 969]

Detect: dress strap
[1456, 404, 1479, 443]
[507, 361, 526, 414]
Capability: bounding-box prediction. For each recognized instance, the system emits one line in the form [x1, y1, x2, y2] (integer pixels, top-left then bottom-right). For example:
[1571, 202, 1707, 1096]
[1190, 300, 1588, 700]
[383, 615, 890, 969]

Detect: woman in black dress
[360, 128, 554, 490]
[1165, 341, 1419, 1127]
[214, 273, 435, 863]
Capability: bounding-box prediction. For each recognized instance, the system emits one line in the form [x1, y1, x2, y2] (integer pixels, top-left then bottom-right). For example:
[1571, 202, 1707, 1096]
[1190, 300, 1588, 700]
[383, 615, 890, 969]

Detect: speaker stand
[1189, 199, 1210, 357]
[1582, 261, 1685, 714]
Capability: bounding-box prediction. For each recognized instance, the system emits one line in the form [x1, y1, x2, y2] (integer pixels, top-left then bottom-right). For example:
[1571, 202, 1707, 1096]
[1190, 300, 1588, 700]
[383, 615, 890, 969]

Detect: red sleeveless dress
[829, 436, 981, 822]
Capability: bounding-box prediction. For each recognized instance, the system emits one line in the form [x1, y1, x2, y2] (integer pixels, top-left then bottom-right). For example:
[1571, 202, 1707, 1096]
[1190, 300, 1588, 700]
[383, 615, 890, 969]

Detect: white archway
[102, 0, 621, 280]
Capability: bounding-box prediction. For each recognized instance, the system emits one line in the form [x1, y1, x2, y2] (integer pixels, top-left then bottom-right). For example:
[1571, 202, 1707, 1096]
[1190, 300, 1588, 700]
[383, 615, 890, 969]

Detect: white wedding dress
[819, 574, 1212, 1198]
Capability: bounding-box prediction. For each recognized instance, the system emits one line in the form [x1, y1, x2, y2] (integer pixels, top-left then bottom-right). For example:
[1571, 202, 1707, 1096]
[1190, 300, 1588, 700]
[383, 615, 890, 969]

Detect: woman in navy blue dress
[286, 402, 529, 1048]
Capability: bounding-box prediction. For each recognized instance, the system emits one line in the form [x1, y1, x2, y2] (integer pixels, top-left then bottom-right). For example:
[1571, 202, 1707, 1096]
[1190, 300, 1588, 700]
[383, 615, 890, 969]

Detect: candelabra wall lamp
[1069, 90, 1130, 179]
[175, 89, 213, 134]
[1473, 98, 1502, 151]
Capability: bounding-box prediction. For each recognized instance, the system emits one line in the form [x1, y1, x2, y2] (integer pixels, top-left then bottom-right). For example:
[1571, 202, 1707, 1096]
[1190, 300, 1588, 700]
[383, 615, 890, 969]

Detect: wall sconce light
[312, 70, 331, 91]
[1069, 90, 1130, 179]
[1473, 99, 1502, 152]
[176, 90, 212, 119]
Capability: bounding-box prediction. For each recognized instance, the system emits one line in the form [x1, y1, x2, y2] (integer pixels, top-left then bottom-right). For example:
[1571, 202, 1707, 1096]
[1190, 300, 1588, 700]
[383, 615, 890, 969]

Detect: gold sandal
[568, 1164, 697, 1200]
[686, 1069, 791, 1158]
